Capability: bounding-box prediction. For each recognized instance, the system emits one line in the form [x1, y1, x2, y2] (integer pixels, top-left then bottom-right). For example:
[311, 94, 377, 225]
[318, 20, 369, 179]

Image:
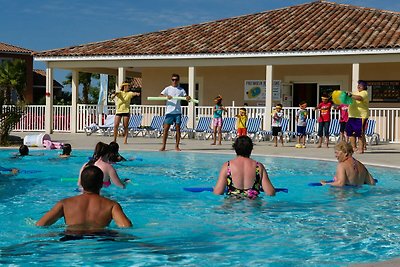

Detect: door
[293, 83, 318, 107]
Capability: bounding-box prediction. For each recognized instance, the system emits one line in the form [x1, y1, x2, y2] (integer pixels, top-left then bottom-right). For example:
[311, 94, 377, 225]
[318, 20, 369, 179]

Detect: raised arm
[111, 202, 132, 228]
[36, 201, 64, 226]
[260, 164, 275, 196]
[213, 162, 228, 195]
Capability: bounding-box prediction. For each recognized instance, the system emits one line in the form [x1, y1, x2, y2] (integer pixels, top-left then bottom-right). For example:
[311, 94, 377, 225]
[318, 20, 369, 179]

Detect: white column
[70, 70, 79, 133]
[117, 67, 126, 92]
[263, 65, 273, 130]
[352, 63, 360, 93]
[188, 67, 196, 129]
[45, 65, 54, 134]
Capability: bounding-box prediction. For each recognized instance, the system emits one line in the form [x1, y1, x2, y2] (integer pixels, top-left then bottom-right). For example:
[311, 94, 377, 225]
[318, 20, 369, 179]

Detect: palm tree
[0, 59, 26, 105]
[0, 59, 27, 145]
[63, 72, 99, 104]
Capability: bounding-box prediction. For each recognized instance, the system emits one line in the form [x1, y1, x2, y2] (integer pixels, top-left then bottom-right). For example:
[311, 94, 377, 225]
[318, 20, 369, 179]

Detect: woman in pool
[78, 142, 128, 189]
[108, 141, 127, 163]
[320, 141, 376, 187]
[213, 136, 276, 199]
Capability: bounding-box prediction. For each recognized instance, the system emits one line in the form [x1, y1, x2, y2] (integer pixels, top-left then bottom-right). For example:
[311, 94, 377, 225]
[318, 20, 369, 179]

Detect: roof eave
[34, 48, 400, 62]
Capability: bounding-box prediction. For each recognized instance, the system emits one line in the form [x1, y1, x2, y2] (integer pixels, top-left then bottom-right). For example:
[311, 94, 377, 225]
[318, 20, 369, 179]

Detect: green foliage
[63, 72, 100, 104]
[0, 59, 27, 144]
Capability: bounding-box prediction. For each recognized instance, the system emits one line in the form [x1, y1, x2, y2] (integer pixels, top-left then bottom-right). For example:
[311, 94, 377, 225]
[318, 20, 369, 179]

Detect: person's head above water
[109, 141, 119, 154]
[232, 136, 253, 158]
[62, 144, 72, 155]
[19, 145, 29, 156]
[80, 165, 104, 193]
[92, 142, 110, 160]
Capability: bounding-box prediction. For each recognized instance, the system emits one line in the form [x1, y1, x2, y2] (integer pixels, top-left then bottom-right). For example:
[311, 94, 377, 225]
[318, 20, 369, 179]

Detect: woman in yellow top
[111, 82, 140, 144]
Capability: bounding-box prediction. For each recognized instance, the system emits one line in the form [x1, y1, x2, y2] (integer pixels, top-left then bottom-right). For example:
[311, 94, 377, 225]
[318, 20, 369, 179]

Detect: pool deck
[4, 132, 400, 267]
[7, 132, 400, 169]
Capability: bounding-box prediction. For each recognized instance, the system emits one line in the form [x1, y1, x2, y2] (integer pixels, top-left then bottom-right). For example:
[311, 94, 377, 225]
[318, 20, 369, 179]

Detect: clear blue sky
[1, 0, 399, 85]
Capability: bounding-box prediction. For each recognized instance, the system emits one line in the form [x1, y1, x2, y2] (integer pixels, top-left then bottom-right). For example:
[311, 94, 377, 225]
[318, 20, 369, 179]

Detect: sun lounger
[128, 114, 143, 137]
[85, 115, 115, 136]
[193, 117, 213, 140]
[365, 119, 380, 145]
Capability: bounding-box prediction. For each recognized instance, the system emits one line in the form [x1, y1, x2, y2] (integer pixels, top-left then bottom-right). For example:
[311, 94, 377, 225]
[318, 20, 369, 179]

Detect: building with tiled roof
[33, 0, 400, 133]
[1, 42, 34, 103]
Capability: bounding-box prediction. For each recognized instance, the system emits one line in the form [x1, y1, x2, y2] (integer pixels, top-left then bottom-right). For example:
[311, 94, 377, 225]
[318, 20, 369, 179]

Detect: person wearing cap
[315, 94, 332, 148]
[159, 73, 191, 151]
[345, 80, 369, 153]
[111, 82, 140, 144]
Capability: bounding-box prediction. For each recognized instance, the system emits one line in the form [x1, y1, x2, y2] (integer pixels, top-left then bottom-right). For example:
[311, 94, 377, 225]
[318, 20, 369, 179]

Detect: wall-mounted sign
[244, 80, 282, 101]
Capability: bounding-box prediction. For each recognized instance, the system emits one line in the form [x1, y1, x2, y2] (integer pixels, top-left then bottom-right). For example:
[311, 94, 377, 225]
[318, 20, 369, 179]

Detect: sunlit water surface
[0, 149, 399, 266]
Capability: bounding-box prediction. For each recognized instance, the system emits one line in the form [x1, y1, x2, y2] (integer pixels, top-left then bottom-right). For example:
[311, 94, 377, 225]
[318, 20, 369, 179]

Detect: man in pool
[36, 165, 132, 229]
[320, 141, 376, 187]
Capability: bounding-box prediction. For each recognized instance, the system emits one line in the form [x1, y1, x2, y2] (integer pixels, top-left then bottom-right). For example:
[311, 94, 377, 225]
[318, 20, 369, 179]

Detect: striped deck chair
[98, 115, 116, 136]
[246, 117, 261, 141]
[193, 117, 213, 140]
[170, 115, 191, 139]
[128, 114, 143, 137]
[259, 118, 289, 142]
[221, 117, 237, 141]
[328, 119, 341, 143]
[305, 118, 317, 143]
[365, 119, 380, 145]
[142, 115, 165, 138]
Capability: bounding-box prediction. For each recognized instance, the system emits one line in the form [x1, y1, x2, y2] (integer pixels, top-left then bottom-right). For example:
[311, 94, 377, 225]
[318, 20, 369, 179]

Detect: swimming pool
[0, 149, 400, 266]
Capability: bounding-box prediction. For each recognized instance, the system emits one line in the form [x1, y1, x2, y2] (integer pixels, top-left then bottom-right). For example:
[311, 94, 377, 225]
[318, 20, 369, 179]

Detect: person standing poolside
[320, 141, 376, 187]
[211, 95, 227, 145]
[213, 136, 276, 199]
[272, 104, 284, 147]
[236, 107, 248, 137]
[345, 80, 369, 154]
[36, 165, 132, 229]
[159, 74, 191, 151]
[315, 94, 332, 148]
[295, 101, 308, 148]
[111, 82, 141, 144]
[335, 103, 349, 142]
[78, 142, 128, 189]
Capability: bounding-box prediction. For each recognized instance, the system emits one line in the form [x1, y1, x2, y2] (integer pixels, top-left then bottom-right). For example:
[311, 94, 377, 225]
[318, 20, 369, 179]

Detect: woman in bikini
[213, 136, 276, 199]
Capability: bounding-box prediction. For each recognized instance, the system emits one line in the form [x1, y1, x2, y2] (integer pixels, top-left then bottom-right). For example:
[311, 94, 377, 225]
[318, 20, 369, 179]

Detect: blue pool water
[0, 149, 400, 266]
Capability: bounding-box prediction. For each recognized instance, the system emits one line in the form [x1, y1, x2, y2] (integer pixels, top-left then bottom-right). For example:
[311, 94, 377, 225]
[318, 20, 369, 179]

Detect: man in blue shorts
[159, 74, 192, 151]
[345, 80, 369, 153]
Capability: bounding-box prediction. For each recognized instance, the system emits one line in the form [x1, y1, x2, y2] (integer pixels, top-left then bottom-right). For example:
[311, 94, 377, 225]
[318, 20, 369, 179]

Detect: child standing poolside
[236, 108, 248, 137]
[295, 101, 308, 148]
[335, 103, 349, 142]
[272, 104, 284, 147]
[315, 94, 332, 148]
[211, 95, 227, 145]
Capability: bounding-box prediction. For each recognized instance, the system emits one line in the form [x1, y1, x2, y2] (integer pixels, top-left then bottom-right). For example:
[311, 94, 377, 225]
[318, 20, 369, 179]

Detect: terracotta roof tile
[34, 1, 400, 58]
[0, 42, 34, 54]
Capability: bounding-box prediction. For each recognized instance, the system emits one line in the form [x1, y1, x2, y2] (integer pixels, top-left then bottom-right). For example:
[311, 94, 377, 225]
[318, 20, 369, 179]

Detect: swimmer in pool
[78, 142, 128, 189]
[108, 141, 127, 163]
[320, 141, 376, 187]
[213, 136, 276, 199]
[59, 143, 72, 158]
[36, 165, 132, 229]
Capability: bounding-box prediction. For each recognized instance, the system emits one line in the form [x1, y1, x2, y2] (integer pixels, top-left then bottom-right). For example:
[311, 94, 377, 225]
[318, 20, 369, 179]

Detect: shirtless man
[36, 165, 132, 230]
[320, 141, 376, 187]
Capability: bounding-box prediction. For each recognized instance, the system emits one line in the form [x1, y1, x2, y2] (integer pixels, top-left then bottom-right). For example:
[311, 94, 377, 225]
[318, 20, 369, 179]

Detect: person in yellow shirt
[345, 80, 369, 153]
[236, 108, 248, 137]
[111, 82, 140, 144]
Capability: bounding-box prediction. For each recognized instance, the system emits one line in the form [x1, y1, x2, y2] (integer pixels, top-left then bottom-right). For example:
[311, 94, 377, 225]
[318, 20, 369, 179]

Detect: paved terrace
[7, 132, 400, 169]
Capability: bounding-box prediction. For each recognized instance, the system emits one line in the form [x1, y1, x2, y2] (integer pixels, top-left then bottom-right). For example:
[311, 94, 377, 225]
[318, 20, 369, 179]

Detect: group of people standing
[294, 80, 369, 153]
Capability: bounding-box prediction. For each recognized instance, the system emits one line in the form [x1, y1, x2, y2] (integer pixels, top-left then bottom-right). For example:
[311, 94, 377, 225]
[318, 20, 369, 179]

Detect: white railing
[7, 104, 400, 143]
